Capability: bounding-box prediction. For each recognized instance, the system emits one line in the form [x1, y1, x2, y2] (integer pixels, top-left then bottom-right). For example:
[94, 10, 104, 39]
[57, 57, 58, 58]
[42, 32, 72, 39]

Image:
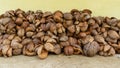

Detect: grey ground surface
[0, 54, 120, 68]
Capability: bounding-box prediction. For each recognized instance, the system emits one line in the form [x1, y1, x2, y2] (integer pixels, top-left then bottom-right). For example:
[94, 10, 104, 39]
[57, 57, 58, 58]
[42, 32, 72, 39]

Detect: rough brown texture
[0, 9, 120, 59]
[83, 41, 100, 57]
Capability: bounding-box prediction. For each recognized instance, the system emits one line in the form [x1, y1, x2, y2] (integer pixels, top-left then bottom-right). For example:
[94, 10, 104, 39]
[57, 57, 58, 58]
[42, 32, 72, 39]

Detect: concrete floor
[0, 54, 120, 68]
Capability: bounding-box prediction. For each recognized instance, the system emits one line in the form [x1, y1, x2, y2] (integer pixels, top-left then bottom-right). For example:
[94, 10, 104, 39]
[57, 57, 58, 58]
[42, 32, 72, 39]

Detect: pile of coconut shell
[0, 9, 120, 59]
